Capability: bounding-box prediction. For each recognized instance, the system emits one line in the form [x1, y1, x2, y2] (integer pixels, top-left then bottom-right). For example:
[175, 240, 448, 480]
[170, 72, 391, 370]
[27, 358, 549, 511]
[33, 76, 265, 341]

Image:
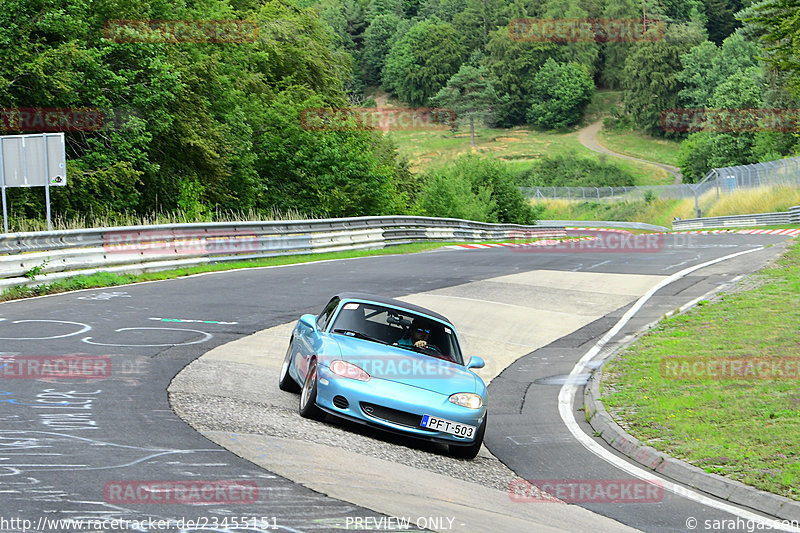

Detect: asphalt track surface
[0, 231, 794, 532]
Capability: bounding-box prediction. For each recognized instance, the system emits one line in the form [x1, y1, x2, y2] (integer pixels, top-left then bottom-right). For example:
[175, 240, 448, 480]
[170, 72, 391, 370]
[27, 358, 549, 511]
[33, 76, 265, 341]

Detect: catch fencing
[521, 156, 800, 209]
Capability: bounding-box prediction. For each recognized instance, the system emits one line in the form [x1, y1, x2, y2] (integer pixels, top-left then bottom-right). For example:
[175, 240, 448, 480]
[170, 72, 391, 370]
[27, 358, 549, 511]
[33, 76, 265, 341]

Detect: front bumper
[316, 363, 486, 444]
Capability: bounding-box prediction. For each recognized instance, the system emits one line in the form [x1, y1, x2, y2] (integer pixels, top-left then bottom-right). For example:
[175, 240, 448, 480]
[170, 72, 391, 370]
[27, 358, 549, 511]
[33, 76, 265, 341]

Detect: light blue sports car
[279, 292, 488, 459]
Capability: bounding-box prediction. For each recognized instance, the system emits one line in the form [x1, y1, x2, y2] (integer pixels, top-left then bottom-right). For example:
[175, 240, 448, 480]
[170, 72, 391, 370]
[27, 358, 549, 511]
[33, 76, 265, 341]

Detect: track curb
[582, 327, 800, 522]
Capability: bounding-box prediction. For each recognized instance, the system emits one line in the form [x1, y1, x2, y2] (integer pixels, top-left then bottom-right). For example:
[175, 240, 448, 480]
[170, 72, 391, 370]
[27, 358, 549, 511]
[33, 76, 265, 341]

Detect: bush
[418, 155, 538, 224]
[517, 153, 636, 188]
[417, 172, 496, 222]
[527, 59, 595, 129]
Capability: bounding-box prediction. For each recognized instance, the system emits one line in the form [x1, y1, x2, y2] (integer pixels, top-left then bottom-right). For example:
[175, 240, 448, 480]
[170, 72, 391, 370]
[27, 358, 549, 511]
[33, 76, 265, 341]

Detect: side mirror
[299, 314, 317, 331]
[466, 356, 485, 370]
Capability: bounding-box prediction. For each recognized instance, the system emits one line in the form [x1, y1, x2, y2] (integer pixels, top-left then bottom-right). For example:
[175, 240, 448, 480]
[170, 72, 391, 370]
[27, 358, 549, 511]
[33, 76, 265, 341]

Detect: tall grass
[702, 186, 800, 218]
[5, 207, 311, 233]
[532, 186, 800, 227]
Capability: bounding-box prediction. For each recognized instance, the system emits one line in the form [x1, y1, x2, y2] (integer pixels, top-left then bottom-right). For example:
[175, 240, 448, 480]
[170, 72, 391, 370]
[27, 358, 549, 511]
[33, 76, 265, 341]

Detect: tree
[254, 89, 404, 217]
[676, 67, 766, 180]
[622, 23, 706, 136]
[382, 18, 467, 105]
[677, 33, 760, 108]
[367, 0, 404, 19]
[703, 0, 743, 44]
[429, 64, 502, 146]
[527, 58, 594, 129]
[484, 28, 561, 126]
[743, 0, 800, 95]
[451, 0, 512, 51]
[362, 14, 401, 85]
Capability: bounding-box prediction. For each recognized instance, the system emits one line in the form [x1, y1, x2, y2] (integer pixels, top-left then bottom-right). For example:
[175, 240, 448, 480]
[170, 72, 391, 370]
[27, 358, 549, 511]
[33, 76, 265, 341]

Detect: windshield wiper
[332, 329, 389, 345]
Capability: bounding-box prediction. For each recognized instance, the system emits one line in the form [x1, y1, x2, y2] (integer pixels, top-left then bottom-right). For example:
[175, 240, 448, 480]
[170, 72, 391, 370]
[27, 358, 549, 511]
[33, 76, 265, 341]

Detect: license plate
[421, 414, 476, 438]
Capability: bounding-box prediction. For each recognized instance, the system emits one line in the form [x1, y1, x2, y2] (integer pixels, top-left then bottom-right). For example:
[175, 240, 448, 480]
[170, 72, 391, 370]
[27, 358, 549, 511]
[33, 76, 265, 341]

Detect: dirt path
[578, 120, 683, 184]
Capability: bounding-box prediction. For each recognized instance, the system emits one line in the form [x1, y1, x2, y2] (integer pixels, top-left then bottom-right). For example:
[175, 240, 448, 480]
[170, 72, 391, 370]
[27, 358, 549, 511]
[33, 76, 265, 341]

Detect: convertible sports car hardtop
[278, 292, 488, 459]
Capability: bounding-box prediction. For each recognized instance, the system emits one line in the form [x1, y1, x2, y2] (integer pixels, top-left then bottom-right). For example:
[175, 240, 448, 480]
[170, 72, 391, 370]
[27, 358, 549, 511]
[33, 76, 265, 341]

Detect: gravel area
[169, 358, 520, 493]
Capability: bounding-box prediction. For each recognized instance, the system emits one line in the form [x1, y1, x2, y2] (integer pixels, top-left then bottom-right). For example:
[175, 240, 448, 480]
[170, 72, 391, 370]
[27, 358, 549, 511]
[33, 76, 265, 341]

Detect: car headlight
[330, 360, 370, 381]
[449, 392, 483, 409]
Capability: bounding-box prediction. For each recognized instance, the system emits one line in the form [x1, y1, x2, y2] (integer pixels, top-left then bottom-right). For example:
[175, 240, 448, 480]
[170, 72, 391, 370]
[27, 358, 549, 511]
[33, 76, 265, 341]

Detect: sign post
[0, 143, 7, 234]
[0, 132, 67, 233]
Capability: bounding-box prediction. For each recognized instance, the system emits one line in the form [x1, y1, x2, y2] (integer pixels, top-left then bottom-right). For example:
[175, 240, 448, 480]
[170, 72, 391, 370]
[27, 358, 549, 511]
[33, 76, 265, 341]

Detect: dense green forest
[1, 0, 799, 226]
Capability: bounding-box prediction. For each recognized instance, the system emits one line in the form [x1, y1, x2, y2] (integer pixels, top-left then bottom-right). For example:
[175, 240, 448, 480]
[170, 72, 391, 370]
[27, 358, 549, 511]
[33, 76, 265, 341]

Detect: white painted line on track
[0, 320, 92, 340]
[82, 327, 213, 347]
[558, 246, 800, 532]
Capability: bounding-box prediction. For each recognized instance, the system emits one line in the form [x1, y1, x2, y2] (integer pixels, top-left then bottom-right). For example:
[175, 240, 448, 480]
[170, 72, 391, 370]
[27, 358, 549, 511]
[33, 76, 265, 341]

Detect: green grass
[0, 242, 453, 302]
[601, 240, 800, 501]
[533, 198, 690, 228]
[388, 125, 672, 185]
[596, 128, 682, 167]
[533, 187, 800, 228]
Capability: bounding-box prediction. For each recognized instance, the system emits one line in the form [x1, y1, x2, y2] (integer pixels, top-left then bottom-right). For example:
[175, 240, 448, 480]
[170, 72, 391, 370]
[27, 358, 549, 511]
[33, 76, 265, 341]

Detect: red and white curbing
[651, 229, 800, 236]
[447, 237, 595, 250]
[449, 228, 799, 249]
[565, 227, 800, 236]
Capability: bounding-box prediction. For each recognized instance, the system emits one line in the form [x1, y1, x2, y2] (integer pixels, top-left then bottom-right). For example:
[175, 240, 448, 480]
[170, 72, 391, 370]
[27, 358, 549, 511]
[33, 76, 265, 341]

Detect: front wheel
[298, 359, 325, 421]
[278, 340, 300, 392]
[449, 415, 486, 460]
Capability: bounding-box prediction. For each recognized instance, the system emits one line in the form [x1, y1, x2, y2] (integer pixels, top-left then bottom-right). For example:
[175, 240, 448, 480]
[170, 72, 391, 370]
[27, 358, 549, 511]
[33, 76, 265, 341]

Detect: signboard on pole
[0, 132, 66, 233]
[1, 133, 66, 187]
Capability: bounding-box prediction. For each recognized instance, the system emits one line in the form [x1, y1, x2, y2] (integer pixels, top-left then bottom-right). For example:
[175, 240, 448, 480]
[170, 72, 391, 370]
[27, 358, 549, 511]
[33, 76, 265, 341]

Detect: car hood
[327, 336, 481, 394]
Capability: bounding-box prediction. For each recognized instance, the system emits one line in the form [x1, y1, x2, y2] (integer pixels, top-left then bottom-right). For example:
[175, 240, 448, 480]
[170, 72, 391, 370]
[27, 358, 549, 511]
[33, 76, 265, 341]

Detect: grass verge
[0, 242, 452, 303]
[389, 126, 671, 185]
[596, 128, 682, 167]
[533, 186, 800, 228]
[601, 239, 800, 501]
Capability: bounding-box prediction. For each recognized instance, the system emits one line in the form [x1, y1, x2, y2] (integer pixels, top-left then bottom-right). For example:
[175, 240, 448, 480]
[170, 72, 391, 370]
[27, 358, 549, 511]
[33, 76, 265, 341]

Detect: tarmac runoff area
[169, 269, 666, 532]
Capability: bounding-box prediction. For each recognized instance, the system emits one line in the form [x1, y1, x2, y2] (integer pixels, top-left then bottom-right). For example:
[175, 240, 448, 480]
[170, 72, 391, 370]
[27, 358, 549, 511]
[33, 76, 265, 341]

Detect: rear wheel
[298, 359, 325, 421]
[278, 340, 300, 392]
[449, 415, 486, 460]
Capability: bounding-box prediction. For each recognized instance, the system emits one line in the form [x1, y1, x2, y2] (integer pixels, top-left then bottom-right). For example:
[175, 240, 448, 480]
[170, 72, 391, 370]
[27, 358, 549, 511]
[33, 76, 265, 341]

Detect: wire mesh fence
[520, 156, 800, 204]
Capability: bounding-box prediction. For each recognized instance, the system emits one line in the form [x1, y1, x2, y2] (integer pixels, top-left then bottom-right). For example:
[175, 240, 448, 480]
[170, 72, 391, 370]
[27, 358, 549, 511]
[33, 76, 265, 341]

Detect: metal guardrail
[0, 216, 566, 290]
[672, 207, 799, 230]
[537, 220, 669, 232]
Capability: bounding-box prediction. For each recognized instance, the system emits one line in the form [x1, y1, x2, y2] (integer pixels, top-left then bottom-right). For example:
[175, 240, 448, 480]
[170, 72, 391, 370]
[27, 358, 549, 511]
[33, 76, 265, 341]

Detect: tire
[449, 415, 486, 460]
[298, 358, 325, 421]
[278, 340, 301, 392]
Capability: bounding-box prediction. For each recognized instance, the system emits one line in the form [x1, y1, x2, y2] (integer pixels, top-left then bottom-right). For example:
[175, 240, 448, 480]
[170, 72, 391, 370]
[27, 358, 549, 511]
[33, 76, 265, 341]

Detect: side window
[317, 297, 339, 331]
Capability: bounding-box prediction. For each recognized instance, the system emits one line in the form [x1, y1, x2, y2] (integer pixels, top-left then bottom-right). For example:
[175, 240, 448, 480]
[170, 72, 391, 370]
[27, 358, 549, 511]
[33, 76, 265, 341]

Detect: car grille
[360, 402, 436, 431]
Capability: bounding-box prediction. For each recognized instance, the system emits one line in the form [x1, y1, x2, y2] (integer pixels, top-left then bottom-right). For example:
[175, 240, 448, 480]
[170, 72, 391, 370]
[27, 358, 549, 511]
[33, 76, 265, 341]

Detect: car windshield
[330, 301, 463, 364]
